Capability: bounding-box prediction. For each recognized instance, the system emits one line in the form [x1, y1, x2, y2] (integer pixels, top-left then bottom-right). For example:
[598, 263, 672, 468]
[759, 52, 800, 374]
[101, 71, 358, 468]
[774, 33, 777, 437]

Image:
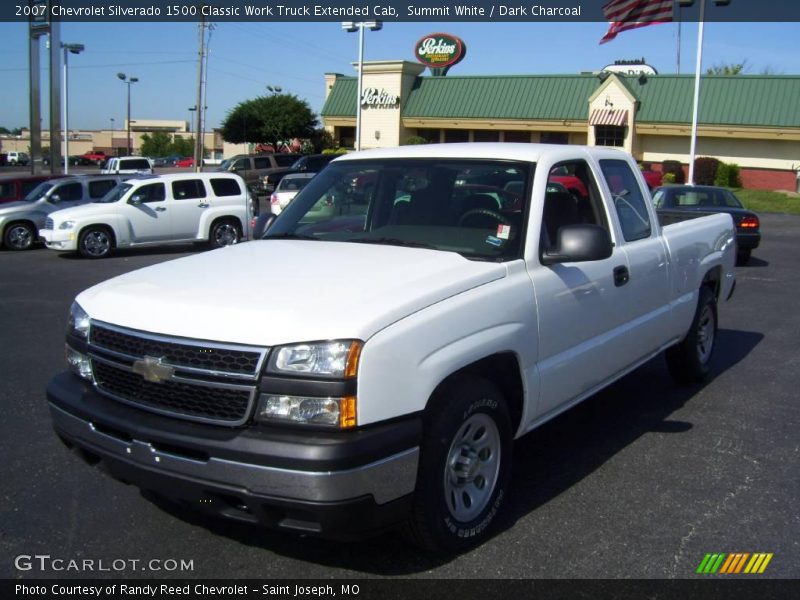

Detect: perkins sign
[414, 33, 466, 72]
[361, 88, 399, 108]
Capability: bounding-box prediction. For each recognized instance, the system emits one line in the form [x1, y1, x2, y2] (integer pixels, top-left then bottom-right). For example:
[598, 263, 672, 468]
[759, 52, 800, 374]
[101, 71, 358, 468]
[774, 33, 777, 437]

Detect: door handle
[155, 207, 166, 212]
[613, 265, 630, 287]
[197, 203, 209, 208]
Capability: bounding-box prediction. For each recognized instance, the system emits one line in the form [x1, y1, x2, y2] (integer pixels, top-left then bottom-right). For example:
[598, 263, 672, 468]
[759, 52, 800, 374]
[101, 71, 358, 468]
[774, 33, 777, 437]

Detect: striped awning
[589, 109, 628, 126]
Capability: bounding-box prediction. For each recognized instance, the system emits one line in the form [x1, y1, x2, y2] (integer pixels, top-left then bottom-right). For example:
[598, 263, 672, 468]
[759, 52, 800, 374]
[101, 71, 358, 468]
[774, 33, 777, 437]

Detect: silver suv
[0, 175, 121, 250]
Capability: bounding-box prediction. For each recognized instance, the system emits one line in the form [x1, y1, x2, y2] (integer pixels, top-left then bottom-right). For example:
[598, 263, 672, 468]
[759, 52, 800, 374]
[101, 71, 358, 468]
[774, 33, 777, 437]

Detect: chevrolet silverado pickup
[47, 144, 736, 553]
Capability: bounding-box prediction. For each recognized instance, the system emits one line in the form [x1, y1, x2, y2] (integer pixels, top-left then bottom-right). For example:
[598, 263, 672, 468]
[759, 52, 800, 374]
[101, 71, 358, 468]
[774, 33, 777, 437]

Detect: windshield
[266, 159, 533, 261]
[218, 158, 234, 170]
[23, 182, 53, 202]
[94, 182, 133, 203]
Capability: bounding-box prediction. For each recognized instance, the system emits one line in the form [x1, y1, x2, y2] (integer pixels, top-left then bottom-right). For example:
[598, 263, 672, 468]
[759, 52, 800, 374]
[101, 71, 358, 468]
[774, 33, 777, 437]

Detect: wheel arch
[78, 223, 117, 247]
[701, 265, 723, 301]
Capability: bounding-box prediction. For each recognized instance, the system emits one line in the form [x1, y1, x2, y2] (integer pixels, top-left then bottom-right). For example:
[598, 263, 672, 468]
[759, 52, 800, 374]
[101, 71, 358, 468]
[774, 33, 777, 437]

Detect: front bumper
[47, 371, 421, 538]
[40, 228, 77, 250]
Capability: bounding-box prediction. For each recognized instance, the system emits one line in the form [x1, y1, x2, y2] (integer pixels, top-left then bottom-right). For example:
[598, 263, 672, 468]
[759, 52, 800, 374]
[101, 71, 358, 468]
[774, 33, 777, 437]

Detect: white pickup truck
[47, 144, 736, 552]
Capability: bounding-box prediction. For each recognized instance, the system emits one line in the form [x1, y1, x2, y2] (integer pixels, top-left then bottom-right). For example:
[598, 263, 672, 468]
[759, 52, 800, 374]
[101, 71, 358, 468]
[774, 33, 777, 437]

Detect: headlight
[255, 394, 356, 428]
[59, 220, 76, 230]
[267, 340, 361, 379]
[67, 301, 90, 339]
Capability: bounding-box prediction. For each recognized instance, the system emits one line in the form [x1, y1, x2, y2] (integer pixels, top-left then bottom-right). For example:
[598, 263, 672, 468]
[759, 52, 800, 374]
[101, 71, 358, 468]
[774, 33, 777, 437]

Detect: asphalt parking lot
[0, 213, 798, 580]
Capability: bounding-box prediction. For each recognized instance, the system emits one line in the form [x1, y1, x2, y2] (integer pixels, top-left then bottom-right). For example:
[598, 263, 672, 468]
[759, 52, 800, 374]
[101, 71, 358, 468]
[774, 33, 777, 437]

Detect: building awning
[590, 109, 628, 126]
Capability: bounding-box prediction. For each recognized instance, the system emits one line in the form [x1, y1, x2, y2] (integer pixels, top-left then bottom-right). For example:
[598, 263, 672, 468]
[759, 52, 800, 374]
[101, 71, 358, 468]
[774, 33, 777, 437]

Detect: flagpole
[687, 0, 705, 186]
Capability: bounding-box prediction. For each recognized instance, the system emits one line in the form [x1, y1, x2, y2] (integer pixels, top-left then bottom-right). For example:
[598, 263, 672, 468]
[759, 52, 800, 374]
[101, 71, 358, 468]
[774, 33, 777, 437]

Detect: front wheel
[78, 227, 114, 259]
[666, 286, 717, 383]
[209, 219, 241, 248]
[405, 377, 512, 553]
[3, 223, 36, 251]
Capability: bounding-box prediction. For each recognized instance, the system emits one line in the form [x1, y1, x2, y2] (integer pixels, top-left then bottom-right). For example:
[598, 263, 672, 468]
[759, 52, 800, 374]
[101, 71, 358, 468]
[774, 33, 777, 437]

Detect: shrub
[402, 135, 429, 145]
[662, 160, 686, 184]
[714, 162, 731, 187]
[694, 156, 721, 185]
[727, 163, 742, 188]
[662, 172, 677, 185]
[321, 148, 349, 155]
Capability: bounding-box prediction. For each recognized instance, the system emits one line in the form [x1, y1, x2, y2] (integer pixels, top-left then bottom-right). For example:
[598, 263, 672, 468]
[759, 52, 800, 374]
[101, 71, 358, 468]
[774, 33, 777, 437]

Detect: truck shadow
[145, 328, 763, 574]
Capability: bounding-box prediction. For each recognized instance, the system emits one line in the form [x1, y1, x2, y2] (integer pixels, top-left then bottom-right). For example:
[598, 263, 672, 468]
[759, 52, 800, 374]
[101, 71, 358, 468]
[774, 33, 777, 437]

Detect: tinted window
[233, 158, 250, 170]
[0, 182, 15, 200]
[134, 182, 166, 203]
[600, 159, 652, 242]
[121, 159, 151, 170]
[21, 180, 45, 195]
[210, 178, 241, 197]
[89, 179, 117, 198]
[53, 182, 82, 202]
[172, 179, 207, 200]
[253, 157, 271, 169]
[275, 154, 297, 167]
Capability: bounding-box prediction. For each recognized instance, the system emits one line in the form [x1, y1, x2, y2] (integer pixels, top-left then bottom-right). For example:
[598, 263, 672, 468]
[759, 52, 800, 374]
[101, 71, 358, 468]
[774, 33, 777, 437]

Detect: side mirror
[128, 195, 144, 206]
[49, 194, 61, 204]
[541, 224, 613, 265]
[252, 213, 277, 238]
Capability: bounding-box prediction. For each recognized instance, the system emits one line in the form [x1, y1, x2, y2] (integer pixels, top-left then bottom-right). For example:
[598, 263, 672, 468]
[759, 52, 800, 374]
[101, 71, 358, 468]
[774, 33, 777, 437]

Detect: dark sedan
[653, 185, 760, 264]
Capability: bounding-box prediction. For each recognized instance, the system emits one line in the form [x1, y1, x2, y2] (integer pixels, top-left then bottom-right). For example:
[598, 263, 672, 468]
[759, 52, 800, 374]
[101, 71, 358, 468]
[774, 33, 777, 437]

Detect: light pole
[117, 72, 138, 156]
[188, 106, 196, 133]
[342, 21, 382, 151]
[61, 42, 84, 174]
[109, 117, 114, 153]
[266, 85, 282, 94]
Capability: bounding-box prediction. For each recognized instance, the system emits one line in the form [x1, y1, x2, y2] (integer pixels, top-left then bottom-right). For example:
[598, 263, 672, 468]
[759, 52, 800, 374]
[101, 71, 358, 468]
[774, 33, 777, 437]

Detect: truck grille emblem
[132, 356, 175, 384]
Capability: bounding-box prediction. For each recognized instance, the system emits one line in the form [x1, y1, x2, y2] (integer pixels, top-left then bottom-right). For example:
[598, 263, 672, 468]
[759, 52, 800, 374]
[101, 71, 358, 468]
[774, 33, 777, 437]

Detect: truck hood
[77, 241, 507, 346]
[0, 200, 37, 215]
[48, 203, 113, 222]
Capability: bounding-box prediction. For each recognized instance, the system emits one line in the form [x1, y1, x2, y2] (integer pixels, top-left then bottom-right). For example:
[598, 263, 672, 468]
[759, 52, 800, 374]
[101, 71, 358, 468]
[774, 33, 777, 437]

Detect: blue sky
[1, 20, 798, 132]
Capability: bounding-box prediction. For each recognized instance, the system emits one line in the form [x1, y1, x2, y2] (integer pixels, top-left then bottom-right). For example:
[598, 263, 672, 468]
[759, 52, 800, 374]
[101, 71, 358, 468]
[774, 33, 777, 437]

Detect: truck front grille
[88, 322, 267, 426]
[44, 218, 54, 230]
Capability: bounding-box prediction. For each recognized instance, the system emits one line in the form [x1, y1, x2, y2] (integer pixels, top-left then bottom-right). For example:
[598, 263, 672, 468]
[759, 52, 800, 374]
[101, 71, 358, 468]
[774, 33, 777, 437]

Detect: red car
[175, 157, 195, 168]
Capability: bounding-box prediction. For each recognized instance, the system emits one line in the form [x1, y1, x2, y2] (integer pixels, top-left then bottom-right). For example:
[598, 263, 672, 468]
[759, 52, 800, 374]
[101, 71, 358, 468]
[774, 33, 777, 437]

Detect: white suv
[40, 173, 252, 258]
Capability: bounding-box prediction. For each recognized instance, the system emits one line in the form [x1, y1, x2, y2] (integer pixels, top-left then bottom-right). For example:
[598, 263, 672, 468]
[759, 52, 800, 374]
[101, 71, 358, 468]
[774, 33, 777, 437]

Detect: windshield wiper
[345, 237, 437, 250]
[264, 233, 320, 241]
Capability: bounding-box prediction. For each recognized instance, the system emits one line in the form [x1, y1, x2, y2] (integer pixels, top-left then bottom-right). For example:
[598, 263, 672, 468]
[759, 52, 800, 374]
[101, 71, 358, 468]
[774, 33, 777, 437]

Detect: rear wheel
[3, 222, 35, 251]
[209, 219, 241, 248]
[78, 226, 114, 259]
[666, 286, 717, 383]
[405, 377, 512, 553]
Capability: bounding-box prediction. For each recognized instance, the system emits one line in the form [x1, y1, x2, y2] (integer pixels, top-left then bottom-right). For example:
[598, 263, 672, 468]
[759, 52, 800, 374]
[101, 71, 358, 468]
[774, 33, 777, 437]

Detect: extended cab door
[123, 181, 172, 242]
[528, 158, 638, 421]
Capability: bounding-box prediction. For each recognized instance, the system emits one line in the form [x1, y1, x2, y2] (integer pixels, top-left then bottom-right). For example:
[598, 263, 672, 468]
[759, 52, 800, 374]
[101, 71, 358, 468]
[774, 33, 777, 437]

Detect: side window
[21, 180, 42, 196]
[172, 179, 207, 200]
[275, 154, 297, 167]
[89, 179, 117, 198]
[233, 158, 249, 170]
[135, 183, 166, 203]
[54, 182, 83, 202]
[542, 160, 609, 251]
[599, 159, 651, 242]
[253, 157, 271, 169]
[210, 178, 241, 197]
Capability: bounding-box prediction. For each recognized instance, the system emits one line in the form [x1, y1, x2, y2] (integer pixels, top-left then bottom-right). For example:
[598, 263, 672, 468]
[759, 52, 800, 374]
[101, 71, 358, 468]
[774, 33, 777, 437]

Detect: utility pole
[193, 15, 206, 173]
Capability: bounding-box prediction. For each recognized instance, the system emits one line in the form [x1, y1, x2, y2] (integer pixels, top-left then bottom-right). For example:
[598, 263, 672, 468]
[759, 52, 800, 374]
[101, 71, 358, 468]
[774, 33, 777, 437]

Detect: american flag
[599, 0, 674, 44]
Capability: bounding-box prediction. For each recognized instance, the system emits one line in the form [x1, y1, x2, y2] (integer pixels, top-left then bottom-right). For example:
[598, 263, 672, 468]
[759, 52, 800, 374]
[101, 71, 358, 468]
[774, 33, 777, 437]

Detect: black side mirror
[252, 213, 277, 238]
[541, 224, 613, 265]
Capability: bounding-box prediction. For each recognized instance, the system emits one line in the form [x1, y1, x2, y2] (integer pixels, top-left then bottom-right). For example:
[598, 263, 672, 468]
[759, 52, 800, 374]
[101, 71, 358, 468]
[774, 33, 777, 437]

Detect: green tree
[0, 126, 10, 134]
[706, 61, 748, 75]
[170, 135, 195, 157]
[220, 94, 317, 151]
[140, 131, 173, 157]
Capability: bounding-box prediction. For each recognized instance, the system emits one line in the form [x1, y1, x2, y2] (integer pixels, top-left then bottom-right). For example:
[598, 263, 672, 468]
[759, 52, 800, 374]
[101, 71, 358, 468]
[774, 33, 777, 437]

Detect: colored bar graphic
[710, 554, 726, 573]
[758, 554, 773, 573]
[697, 554, 713, 573]
[734, 553, 750, 573]
[719, 554, 736, 573]
[697, 552, 772, 574]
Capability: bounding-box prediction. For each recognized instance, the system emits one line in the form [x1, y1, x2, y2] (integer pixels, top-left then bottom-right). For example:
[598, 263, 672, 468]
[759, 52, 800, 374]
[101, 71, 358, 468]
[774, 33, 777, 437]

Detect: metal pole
[355, 24, 364, 152]
[194, 18, 205, 173]
[49, 21, 62, 174]
[126, 83, 131, 156]
[62, 47, 69, 174]
[687, 0, 705, 186]
[29, 33, 42, 175]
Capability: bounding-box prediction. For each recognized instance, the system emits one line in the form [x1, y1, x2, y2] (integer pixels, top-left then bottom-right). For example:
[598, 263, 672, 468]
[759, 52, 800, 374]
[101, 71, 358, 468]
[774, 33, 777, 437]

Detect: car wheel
[666, 286, 717, 383]
[405, 377, 512, 553]
[736, 248, 751, 265]
[210, 219, 241, 248]
[3, 222, 36, 251]
[78, 227, 114, 259]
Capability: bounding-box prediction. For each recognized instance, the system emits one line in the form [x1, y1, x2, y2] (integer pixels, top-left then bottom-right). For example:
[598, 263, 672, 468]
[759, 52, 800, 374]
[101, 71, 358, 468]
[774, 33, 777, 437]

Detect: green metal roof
[321, 73, 800, 128]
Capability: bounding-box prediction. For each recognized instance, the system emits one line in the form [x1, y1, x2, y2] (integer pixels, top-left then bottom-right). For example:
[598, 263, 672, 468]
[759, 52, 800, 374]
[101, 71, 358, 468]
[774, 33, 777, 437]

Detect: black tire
[209, 219, 242, 248]
[666, 286, 717, 383]
[736, 248, 751, 265]
[405, 377, 512, 553]
[78, 226, 114, 259]
[3, 222, 36, 251]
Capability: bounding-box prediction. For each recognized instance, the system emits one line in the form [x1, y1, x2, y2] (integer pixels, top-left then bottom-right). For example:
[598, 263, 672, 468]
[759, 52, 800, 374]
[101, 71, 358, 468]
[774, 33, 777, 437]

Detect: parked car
[40, 172, 252, 258]
[152, 155, 181, 167]
[43, 155, 83, 167]
[269, 172, 315, 215]
[0, 175, 121, 250]
[652, 185, 760, 264]
[0, 175, 69, 206]
[175, 157, 195, 168]
[6, 151, 29, 166]
[216, 153, 298, 194]
[100, 156, 153, 175]
[48, 144, 736, 552]
[262, 153, 339, 191]
[81, 151, 109, 165]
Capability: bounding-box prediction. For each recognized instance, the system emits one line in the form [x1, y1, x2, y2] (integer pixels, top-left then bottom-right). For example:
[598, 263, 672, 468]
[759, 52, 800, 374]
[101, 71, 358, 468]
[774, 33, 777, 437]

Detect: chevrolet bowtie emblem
[132, 356, 175, 383]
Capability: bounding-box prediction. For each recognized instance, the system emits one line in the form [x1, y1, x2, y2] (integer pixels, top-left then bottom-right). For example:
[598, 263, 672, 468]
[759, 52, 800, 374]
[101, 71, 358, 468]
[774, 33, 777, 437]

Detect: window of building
[337, 127, 355, 148]
[540, 132, 569, 145]
[415, 129, 440, 143]
[594, 125, 625, 147]
[502, 131, 531, 143]
[172, 179, 207, 200]
[473, 130, 499, 142]
[444, 129, 469, 143]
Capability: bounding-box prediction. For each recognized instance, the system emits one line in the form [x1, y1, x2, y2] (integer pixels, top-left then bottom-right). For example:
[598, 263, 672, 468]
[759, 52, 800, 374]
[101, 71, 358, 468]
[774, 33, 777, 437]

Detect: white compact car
[40, 173, 251, 258]
[269, 172, 315, 215]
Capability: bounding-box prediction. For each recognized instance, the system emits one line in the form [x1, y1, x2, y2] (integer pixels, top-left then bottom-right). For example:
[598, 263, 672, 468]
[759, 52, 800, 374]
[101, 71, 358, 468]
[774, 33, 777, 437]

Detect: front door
[124, 182, 172, 242]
